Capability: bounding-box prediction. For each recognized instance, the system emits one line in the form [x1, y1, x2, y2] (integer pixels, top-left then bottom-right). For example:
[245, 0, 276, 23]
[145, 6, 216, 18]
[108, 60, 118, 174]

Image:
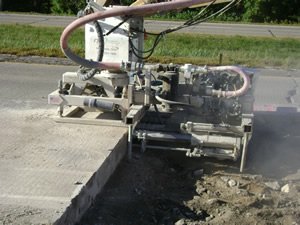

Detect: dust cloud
[247, 112, 300, 178]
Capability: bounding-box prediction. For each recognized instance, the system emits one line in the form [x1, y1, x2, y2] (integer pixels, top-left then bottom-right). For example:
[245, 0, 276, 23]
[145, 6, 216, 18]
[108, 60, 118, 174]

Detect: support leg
[240, 133, 249, 172]
[127, 125, 133, 162]
[57, 105, 63, 117]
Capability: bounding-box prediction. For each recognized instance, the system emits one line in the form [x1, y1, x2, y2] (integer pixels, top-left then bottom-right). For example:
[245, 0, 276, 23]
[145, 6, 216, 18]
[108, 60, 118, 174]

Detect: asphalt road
[1, 13, 300, 38]
[0, 61, 299, 114]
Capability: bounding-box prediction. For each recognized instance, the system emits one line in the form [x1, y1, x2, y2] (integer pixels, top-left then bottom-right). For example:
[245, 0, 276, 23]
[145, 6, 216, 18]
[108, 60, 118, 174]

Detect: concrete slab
[254, 69, 300, 113]
[0, 63, 128, 225]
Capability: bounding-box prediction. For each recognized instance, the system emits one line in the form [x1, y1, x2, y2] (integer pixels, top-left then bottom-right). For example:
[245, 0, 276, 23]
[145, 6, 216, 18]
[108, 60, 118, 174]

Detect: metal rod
[132, 144, 188, 152]
[240, 133, 248, 172]
[219, 53, 223, 66]
[127, 125, 133, 161]
[144, 67, 151, 106]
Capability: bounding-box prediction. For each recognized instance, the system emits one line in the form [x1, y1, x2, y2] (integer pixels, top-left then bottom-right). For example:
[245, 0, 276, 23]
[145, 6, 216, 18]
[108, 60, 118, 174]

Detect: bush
[2, 0, 300, 24]
[150, 0, 300, 24]
[50, 0, 86, 15]
[242, 0, 300, 23]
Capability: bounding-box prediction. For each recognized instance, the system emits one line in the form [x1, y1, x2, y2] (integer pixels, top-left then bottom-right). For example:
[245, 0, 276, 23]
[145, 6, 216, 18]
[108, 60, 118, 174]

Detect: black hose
[77, 20, 104, 81]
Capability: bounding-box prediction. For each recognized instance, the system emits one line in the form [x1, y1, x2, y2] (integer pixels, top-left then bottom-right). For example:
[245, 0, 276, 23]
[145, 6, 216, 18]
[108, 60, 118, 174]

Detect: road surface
[0, 62, 127, 225]
[1, 13, 300, 38]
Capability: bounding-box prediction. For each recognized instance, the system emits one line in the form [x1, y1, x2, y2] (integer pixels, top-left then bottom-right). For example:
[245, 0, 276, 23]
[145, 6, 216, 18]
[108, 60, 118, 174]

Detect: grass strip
[0, 24, 84, 58]
[0, 23, 299, 69]
[146, 33, 300, 69]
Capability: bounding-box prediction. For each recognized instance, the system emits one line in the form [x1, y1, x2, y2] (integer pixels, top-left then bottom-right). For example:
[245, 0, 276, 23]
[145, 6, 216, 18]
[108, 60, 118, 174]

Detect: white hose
[155, 94, 190, 106]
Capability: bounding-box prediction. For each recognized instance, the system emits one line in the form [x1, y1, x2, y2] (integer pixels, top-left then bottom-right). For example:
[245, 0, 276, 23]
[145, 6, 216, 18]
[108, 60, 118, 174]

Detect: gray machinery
[49, 0, 255, 172]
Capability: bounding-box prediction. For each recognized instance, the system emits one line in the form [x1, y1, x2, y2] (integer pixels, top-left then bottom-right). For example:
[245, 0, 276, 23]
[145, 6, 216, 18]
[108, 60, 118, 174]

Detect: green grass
[0, 24, 84, 57]
[144, 33, 300, 68]
[0, 23, 299, 69]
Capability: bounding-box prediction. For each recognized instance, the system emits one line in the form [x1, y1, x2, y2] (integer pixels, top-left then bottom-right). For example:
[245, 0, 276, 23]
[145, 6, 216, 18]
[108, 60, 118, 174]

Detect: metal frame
[49, 2, 256, 172]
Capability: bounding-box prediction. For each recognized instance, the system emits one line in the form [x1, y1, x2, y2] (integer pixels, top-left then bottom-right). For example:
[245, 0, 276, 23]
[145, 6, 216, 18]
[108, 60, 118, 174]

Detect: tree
[242, 0, 300, 23]
[50, 0, 86, 15]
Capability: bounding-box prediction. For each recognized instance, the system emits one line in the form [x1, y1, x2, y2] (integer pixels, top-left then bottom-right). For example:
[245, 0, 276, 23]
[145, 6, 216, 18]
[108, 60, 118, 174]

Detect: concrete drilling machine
[49, 0, 256, 172]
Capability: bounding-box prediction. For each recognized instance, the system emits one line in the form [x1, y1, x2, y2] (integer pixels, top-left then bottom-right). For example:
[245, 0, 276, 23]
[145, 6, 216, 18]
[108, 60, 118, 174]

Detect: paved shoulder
[144, 20, 300, 38]
[0, 13, 75, 27]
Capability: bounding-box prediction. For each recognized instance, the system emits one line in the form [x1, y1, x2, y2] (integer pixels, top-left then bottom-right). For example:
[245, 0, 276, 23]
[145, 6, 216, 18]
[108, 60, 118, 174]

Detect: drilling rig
[49, 0, 255, 172]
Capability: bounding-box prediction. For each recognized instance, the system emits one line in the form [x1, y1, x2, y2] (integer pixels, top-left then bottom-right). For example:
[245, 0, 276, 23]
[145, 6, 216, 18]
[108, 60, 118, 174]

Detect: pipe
[155, 94, 190, 106]
[207, 66, 250, 97]
[83, 98, 115, 111]
[60, 0, 214, 70]
[240, 133, 249, 172]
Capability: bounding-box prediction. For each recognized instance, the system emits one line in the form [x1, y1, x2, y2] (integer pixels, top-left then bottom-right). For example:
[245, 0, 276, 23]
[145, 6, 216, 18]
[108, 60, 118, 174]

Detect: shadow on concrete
[247, 112, 300, 179]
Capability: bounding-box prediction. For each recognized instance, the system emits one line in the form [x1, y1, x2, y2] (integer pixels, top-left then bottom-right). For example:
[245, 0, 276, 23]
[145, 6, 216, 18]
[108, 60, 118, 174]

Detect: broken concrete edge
[54, 132, 128, 225]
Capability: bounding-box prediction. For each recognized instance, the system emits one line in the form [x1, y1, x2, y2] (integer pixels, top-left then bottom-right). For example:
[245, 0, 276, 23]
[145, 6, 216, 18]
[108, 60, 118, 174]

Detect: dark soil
[79, 114, 300, 225]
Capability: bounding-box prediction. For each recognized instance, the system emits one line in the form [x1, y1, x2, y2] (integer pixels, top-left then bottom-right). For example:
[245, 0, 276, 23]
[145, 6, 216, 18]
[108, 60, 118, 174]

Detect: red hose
[60, 0, 214, 70]
[208, 66, 250, 97]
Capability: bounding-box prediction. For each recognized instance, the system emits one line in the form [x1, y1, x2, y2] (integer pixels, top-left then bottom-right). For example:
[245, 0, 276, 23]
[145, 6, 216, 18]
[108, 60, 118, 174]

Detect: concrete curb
[56, 133, 128, 225]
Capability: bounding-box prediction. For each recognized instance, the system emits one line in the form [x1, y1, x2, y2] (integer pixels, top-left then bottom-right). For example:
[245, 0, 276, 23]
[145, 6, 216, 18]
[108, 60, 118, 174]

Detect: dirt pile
[79, 114, 300, 225]
[79, 149, 300, 225]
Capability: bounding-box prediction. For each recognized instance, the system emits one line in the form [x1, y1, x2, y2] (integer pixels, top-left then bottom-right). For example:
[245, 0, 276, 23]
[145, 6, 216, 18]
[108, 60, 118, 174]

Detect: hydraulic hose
[207, 66, 250, 97]
[155, 93, 190, 106]
[60, 0, 215, 70]
[77, 20, 104, 81]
